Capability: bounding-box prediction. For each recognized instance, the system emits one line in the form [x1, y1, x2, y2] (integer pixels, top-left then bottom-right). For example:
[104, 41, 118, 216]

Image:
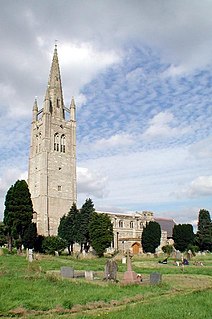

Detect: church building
[28, 46, 175, 253]
[28, 45, 77, 236]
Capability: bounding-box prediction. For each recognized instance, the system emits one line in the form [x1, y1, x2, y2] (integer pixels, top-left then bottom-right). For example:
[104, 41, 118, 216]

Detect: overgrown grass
[74, 289, 212, 319]
[0, 253, 211, 318]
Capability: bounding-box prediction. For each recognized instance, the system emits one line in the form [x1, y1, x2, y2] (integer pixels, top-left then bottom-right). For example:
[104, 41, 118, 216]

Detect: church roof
[154, 217, 176, 238]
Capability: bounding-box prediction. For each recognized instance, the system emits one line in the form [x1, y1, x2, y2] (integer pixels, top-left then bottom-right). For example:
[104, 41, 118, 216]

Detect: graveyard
[0, 251, 212, 319]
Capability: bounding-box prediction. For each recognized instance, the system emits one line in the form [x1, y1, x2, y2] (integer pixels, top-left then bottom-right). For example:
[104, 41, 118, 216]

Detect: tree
[3, 180, 34, 252]
[0, 222, 7, 246]
[42, 236, 67, 255]
[173, 224, 195, 252]
[77, 198, 95, 252]
[162, 244, 174, 256]
[196, 209, 212, 252]
[58, 203, 79, 254]
[22, 223, 37, 249]
[141, 221, 161, 253]
[89, 212, 113, 257]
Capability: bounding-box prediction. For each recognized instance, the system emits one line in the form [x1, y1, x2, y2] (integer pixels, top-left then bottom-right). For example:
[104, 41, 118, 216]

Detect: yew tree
[89, 212, 113, 257]
[142, 221, 161, 253]
[3, 180, 34, 251]
[196, 209, 212, 252]
[58, 203, 79, 254]
[173, 224, 195, 252]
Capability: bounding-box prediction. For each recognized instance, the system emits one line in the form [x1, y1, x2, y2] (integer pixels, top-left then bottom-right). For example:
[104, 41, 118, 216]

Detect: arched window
[130, 221, 134, 229]
[60, 134, 65, 153]
[140, 222, 143, 229]
[119, 220, 123, 228]
[54, 133, 59, 151]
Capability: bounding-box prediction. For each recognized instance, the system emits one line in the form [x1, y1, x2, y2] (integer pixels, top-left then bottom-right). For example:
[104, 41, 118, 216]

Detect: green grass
[0, 253, 212, 318]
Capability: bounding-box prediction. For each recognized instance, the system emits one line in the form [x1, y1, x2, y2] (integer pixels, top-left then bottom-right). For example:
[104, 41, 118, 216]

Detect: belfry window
[54, 133, 59, 151]
[60, 134, 65, 153]
[130, 221, 134, 228]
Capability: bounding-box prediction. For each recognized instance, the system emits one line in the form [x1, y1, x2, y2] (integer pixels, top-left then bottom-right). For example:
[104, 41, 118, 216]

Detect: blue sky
[0, 0, 212, 227]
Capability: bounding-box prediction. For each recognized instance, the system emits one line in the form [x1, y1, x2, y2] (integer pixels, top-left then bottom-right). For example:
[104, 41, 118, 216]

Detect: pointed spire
[44, 44, 64, 118]
[32, 97, 38, 121]
[33, 97, 38, 112]
[70, 96, 76, 121]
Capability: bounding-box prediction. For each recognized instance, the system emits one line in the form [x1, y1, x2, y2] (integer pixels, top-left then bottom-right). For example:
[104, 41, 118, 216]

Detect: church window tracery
[54, 133, 59, 151]
[61, 134, 65, 153]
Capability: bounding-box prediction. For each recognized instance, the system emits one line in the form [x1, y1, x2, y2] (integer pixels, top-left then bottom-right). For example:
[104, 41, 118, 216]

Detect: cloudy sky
[0, 0, 212, 227]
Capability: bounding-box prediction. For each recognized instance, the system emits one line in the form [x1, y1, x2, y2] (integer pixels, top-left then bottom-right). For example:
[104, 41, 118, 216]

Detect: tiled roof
[154, 217, 176, 237]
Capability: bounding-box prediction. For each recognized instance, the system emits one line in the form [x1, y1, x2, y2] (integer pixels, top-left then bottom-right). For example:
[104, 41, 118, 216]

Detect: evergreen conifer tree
[3, 180, 34, 252]
[77, 198, 95, 252]
[141, 221, 161, 253]
[196, 209, 212, 251]
[173, 224, 195, 252]
[89, 212, 113, 257]
[58, 203, 79, 254]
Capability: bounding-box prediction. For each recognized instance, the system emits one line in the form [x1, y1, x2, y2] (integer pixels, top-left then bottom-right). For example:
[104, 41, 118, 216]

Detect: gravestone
[28, 249, 33, 262]
[122, 250, 141, 284]
[85, 270, 94, 280]
[150, 272, 162, 285]
[122, 257, 126, 264]
[60, 266, 74, 278]
[104, 260, 118, 281]
[175, 250, 182, 260]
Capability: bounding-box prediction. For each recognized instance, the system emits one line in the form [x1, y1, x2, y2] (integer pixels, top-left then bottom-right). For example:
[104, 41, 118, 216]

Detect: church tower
[28, 45, 77, 236]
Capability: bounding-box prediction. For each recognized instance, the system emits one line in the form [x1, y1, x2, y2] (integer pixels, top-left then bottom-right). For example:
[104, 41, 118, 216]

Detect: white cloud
[56, 42, 121, 101]
[142, 111, 190, 140]
[77, 167, 108, 199]
[189, 137, 212, 159]
[190, 176, 212, 196]
[93, 133, 134, 150]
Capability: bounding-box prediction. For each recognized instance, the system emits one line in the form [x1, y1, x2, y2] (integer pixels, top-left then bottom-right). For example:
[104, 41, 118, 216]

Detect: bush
[42, 236, 67, 255]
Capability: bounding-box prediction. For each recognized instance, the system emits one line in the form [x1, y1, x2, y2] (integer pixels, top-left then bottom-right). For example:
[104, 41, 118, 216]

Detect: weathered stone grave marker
[104, 260, 118, 281]
[150, 272, 162, 285]
[85, 270, 94, 281]
[60, 266, 74, 278]
[122, 250, 141, 284]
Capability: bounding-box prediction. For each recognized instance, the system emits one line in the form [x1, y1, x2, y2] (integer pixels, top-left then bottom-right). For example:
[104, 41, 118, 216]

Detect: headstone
[28, 249, 33, 262]
[85, 270, 94, 280]
[175, 250, 182, 260]
[104, 260, 118, 281]
[55, 251, 59, 256]
[61, 266, 74, 278]
[122, 250, 141, 284]
[122, 257, 126, 264]
[150, 272, 162, 285]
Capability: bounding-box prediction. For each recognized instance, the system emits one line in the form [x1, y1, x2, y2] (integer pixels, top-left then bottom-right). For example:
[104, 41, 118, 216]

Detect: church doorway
[132, 242, 140, 254]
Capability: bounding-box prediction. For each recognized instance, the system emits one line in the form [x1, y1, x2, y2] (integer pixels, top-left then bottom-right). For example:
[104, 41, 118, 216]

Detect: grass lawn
[0, 252, 212, 318]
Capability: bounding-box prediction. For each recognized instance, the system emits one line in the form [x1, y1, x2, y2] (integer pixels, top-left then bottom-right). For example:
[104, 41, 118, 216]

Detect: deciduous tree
[42, 236, 67, 255]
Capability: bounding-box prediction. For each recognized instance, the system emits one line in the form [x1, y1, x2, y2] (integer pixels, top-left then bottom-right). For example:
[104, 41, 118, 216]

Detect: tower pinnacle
[44, 45, 64, 118]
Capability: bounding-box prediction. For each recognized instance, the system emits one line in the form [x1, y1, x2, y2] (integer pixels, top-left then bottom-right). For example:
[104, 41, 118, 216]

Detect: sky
[0, 0, 212, 228]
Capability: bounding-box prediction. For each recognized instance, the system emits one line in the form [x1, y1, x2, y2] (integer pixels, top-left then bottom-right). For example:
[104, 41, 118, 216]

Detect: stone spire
[70, 96, 76, 121]
[32, 97, 38, 121]
[44, 44, 64, 118]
